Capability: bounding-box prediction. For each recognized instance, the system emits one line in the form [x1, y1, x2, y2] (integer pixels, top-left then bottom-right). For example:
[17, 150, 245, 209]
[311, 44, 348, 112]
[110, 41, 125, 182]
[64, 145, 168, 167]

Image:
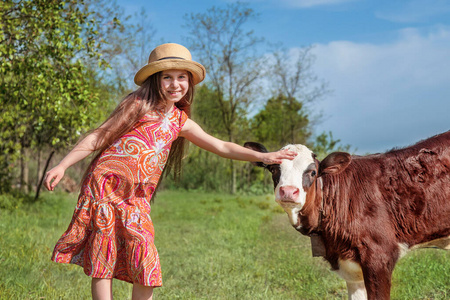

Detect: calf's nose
[278, 185, 300, 201]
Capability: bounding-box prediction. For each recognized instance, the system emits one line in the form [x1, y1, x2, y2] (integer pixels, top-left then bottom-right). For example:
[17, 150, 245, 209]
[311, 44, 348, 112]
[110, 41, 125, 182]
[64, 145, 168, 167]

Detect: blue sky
[117, 0, 450, 154]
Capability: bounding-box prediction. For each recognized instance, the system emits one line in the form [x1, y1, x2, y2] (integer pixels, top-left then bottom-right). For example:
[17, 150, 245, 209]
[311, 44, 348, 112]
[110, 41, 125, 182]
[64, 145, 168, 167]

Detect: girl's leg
[91, 278, 113, 300]
[132, 283, 154, 300]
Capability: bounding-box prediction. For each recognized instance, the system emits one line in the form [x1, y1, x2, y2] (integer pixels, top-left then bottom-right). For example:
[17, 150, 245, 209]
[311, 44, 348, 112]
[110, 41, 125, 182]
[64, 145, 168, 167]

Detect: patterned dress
[52, 107, 188, 286]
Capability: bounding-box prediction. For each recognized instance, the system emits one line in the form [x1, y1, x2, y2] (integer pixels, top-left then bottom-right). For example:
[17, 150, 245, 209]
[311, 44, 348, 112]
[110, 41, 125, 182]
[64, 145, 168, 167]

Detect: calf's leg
[346, 281, 367, 300]
[360, 254, 396, 300]
[336, 259, 367, 300]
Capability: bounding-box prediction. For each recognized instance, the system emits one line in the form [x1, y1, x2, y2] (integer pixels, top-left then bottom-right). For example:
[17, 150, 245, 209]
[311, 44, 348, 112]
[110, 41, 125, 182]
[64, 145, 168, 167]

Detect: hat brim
[134, 59, 206, 86]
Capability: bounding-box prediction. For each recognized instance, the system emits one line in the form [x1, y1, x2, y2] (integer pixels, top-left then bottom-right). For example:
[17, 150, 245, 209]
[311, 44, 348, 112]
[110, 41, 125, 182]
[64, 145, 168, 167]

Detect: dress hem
[51, 258, 163, 287]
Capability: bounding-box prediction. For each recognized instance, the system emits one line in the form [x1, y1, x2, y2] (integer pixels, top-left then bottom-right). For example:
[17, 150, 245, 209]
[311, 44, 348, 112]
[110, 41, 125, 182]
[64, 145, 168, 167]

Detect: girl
[44, 43, 296, 300]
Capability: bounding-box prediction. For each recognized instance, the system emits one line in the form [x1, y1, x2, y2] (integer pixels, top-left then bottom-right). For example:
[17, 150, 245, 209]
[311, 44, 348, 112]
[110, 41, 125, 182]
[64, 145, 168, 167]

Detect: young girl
[44, 43, 296, 300]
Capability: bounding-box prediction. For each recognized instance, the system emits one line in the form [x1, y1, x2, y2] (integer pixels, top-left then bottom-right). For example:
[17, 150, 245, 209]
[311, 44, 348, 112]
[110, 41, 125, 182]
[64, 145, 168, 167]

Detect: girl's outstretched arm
[44, 131, 101, 191]
[179, 119, 297, 164]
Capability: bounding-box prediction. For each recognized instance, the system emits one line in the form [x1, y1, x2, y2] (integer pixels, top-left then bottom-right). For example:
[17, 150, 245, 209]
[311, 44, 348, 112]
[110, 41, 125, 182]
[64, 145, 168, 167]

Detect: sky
[117, 0, 450, 154]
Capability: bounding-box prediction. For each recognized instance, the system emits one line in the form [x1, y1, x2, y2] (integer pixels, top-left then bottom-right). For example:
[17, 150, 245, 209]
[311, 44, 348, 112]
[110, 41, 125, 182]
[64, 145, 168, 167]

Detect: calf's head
[245, 142, 351, 230]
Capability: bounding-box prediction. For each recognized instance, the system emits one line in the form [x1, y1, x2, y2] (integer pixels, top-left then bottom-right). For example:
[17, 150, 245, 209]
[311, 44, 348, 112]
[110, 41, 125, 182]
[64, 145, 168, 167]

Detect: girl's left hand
[44, 164, 66, 191]
[260, 149, 297, 165]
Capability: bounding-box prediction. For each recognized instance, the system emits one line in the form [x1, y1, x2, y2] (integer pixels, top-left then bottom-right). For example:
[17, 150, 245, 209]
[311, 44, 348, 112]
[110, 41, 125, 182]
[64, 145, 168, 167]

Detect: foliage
[0, 0, 109, 146]
[251, 94, 312, 150]
[313, 131, 352, 160]
[0, 0, 147, 194]
[166, 84, 243, 193]
[167, 84, 263, 194]
[0, 190, 33, 211]
[192, 84, 229, 138]
[0, 0, 111, 192]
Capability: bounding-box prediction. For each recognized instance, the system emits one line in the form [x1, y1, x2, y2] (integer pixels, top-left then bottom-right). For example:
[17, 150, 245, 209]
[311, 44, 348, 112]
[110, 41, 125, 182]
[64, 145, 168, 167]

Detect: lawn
[0, 190, 448, 299]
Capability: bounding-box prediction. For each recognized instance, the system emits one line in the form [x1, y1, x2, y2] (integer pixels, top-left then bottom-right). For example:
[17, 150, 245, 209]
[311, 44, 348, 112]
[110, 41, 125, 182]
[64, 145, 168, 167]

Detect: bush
[0, 157, 13, 194]
[0, 190, 33, 211]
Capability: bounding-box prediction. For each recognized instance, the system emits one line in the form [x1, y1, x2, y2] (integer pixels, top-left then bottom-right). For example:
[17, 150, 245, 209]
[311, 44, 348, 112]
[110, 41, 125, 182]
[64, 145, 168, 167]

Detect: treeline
[0, 0, 349, 198]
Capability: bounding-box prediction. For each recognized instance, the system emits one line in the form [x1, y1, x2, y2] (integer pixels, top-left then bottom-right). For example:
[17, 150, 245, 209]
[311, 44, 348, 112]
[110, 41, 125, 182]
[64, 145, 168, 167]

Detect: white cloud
[225, 0, 357, 8]
[280, 0, 357, 8]
[309, 26, 450, 153]
[375, 0, 450, 23]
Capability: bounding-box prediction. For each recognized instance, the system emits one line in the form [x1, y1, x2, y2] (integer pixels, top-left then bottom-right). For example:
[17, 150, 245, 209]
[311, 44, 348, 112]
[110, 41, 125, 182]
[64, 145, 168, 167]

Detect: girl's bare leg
[132, 283, 154, 300]
[91, 278, 113, 300]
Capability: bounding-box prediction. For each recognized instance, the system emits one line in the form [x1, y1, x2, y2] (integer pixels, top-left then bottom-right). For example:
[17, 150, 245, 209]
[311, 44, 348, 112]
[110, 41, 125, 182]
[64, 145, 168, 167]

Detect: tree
[185, 2, 264, 193]
[251, 94, 311, 150]
[270, 46, 328, 104]
[313, 131, 352, 160]
[171, 84, 230, 191]
[249, 47, 329, 150]
[269, 47, 352, 157]
[83, 0, 157, 95]
[0, 0, 110, 193]
[169, 83, 254, 193]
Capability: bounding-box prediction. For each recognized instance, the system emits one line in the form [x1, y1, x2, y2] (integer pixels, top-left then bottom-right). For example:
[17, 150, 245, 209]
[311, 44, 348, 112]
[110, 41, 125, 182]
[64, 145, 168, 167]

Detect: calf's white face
[275, 144, 316, 227]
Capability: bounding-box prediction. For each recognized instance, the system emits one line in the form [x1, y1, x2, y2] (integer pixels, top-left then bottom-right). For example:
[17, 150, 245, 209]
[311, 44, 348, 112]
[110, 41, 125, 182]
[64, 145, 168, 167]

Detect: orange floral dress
[52, 107, 187, 286]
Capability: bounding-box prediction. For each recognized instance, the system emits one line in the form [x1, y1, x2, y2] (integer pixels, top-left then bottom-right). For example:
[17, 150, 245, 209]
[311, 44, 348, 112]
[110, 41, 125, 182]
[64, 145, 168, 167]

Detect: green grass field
[0, 190, 449, 299]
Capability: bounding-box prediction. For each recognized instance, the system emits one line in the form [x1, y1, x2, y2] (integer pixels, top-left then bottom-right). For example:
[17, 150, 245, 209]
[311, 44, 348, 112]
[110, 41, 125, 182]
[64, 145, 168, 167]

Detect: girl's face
[160, 69, 189, 108]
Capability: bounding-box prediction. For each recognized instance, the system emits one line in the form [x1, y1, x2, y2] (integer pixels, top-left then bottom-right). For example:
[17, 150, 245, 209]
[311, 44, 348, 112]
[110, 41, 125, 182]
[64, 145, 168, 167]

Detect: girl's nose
[170, 80, 180, 88]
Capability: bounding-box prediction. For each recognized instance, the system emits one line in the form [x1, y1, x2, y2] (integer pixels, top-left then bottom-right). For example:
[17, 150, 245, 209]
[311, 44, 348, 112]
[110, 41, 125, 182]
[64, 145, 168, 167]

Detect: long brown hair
[83, 71, 195, 184]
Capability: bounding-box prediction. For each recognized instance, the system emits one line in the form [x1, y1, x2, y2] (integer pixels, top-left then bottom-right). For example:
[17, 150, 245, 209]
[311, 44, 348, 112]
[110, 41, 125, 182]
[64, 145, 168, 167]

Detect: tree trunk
[227, 130, 237, 194]
[35, 150, 55, 201]
[20, 146, 29, 193]
[24, 152, 29, 193]
[231, 159, 237, 194]
[20, 148, 24, 191]
[36, 148, 41, 187]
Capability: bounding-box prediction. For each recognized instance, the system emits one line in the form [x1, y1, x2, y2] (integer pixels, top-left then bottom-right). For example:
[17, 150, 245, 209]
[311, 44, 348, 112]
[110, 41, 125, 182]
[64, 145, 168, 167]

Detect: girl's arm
[179, 119, 297, 164]
[44, 130, 101, 191]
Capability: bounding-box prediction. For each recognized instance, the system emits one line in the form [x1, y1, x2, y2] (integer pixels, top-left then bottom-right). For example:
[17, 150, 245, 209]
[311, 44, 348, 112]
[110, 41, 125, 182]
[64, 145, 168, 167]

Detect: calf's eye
[311, 170, 316, 177]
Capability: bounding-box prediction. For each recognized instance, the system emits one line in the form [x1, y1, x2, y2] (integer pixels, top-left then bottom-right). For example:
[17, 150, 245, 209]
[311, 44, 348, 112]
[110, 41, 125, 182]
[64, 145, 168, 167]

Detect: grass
[0, 190, 449, 299]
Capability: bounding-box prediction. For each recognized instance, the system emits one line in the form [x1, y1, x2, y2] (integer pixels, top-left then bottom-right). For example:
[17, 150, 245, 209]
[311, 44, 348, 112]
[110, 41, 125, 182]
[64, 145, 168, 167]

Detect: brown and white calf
[245, 131, 450, 300]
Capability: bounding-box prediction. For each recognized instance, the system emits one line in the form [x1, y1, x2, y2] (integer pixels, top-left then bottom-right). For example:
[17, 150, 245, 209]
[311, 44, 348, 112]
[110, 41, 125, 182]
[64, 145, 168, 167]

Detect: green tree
[251, 94, 311, 150]
[173, 84, 230, 191]
[249, 46, 328, 151]
[0, 0, 110, 193]
[171, 84, 254, 193]
[313, 131, 352, 160]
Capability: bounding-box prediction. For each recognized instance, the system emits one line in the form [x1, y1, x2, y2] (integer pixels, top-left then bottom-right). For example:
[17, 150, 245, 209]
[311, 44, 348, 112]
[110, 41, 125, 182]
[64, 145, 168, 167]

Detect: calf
[245, 131, 450, 300]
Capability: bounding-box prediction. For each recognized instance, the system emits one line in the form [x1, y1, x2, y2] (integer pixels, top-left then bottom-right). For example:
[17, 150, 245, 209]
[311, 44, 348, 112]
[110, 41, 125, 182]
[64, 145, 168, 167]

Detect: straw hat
[134, 43, 206, 86]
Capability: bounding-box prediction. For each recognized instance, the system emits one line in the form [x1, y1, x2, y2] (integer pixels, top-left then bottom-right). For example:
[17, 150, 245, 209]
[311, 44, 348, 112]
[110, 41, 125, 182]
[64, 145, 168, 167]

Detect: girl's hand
[261, 149, 297, 165]
[44, 165, 66, 191]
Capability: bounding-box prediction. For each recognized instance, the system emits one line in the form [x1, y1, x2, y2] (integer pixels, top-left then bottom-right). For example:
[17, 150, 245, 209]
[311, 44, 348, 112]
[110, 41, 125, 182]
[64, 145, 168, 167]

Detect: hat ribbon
[158, 56, 186, 61]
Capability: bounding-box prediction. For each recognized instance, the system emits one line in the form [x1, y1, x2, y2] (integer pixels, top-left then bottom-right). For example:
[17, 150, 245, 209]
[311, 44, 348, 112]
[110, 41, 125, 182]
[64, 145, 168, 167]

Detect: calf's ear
[319, 152, 351, 176]
[244, 142, 269, 153]
[244, 142, 269, 168]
